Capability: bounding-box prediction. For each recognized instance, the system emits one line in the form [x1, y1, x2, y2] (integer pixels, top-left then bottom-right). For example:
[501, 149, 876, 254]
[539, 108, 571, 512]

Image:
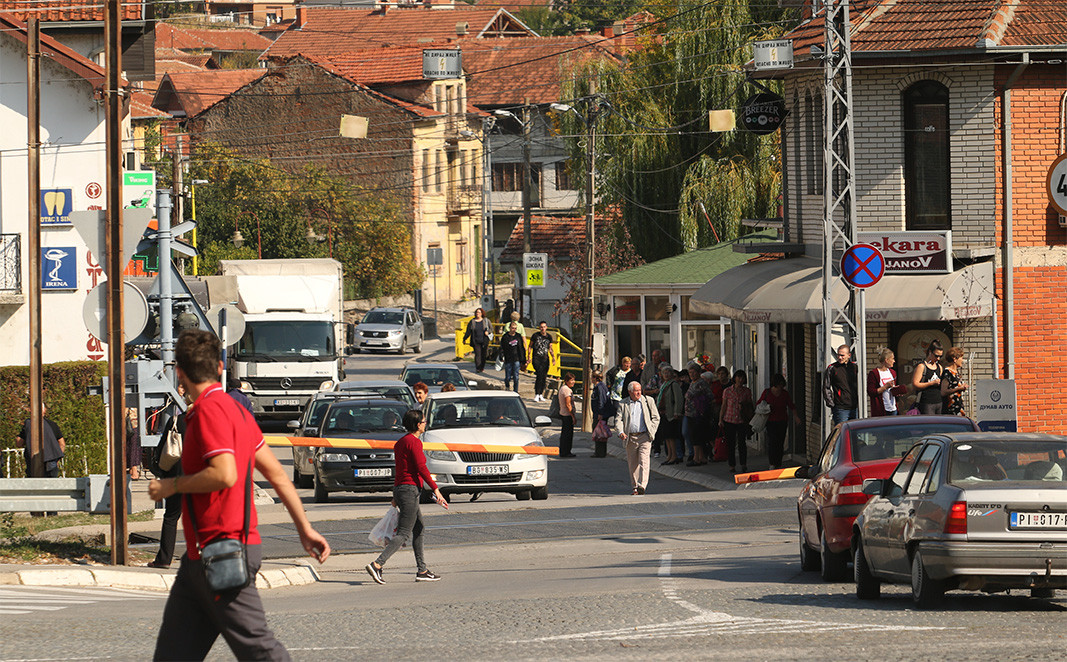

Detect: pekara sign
[858, 230, 952, 274]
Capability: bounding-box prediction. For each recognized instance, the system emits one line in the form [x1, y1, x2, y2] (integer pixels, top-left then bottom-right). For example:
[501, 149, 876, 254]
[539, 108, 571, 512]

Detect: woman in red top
[756, 374, 801, 470]
[366, 409, 447, 585]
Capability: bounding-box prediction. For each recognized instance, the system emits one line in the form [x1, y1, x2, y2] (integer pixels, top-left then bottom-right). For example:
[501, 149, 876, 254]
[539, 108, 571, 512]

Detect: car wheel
[820, 530, 849, 582]
[911, 550, 944, 607]
[799, 528, 820, 572]
[854, 540, 881, 600]
[530, 486, 548, 500]
[293, 460, 313, 489]
[1031, 587, 1056, 600]
[515, 490, 531, 501]
[313, 473, 329, 504]
[397, 338, 407, 355]
[414, 335, 423, 353]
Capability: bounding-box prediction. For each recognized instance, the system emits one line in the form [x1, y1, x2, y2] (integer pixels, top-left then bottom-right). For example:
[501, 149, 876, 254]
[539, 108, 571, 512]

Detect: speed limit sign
[1047, 153, 1067, 215]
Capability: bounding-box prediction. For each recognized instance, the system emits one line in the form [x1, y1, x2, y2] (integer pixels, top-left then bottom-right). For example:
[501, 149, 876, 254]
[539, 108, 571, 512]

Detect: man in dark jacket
[499, 322, 526, 393]
[824, 344, 859, 424]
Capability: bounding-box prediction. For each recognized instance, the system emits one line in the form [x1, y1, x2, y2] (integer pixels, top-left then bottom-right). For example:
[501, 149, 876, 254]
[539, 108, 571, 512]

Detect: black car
[311, 398, 409, 502]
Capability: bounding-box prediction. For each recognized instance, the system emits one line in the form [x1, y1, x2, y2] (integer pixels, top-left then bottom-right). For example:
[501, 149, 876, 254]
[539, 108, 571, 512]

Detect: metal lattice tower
[821, 0, 867, 426]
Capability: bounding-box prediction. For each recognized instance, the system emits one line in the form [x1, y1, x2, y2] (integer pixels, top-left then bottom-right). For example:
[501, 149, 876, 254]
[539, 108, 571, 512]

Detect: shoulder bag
[158, 424, 183, 472]
[186, 456, 253, 594]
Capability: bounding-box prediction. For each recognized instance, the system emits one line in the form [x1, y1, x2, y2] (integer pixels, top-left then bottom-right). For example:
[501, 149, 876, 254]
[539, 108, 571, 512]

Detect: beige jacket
[614, 395, 660, 440]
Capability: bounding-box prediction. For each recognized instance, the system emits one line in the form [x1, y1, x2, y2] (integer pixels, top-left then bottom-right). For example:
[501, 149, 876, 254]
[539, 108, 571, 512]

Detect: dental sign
[857, 230, 952, 274]
[40, 188, 74, 225]
[41, 247, 77, 290]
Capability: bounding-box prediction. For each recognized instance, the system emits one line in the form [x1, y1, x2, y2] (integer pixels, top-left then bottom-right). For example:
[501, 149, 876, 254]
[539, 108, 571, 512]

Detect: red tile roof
[0, 12, 109, 90]
[156, 48, 219, 69]
[156, 22, 273, 52]
[265, 6, 535, 60]
[308, 47, 430, 85]
[151, 68, 266, 118]
[500, 215, 609, 262]
[0, 0, 141, 22]
[297, 55, 444, 118]
[131, 90, 168, 120]
[462, 35, 619, 106]
[786, 0, 1067, 57]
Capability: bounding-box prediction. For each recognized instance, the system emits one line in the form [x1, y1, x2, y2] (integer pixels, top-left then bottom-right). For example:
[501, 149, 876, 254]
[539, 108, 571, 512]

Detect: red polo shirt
[181, 383, 262, 559]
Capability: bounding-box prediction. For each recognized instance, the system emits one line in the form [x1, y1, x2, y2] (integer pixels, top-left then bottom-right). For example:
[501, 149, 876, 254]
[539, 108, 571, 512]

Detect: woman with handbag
[755, 374, 801, 470]
[911, 340, 945, 414]
[463, 308, 493, 373]
[719, 370, 754, 474]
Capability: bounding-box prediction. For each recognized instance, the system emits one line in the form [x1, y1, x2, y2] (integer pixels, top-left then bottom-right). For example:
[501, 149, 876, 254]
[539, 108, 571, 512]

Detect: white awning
[689, 258, 993, 324]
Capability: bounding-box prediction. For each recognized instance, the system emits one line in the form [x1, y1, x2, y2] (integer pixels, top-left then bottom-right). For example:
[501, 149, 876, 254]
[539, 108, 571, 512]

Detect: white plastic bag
[749, 401, 772, 434]
[368, 506, 399, 547]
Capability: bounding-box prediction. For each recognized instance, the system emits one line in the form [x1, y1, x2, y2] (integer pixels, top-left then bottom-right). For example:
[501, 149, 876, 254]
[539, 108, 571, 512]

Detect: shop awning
[689, 257, 994, 324]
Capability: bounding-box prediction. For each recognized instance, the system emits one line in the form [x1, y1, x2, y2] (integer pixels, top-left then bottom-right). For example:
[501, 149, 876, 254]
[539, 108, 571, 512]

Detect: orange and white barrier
[264, 435, 560, 456]
[734, 466, 799, 485]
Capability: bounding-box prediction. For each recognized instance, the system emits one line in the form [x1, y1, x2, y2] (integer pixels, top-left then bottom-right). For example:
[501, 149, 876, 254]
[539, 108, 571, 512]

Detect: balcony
[448, 183, 481, 214]
[0, 233, 24, 305]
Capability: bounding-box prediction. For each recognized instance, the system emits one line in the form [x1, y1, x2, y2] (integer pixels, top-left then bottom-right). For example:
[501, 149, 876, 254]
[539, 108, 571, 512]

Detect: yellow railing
[454, 317, 582, 382]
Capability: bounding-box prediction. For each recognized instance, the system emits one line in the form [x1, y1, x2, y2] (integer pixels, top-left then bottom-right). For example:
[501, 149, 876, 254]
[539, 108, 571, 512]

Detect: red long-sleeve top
[393, 433, 437, 490]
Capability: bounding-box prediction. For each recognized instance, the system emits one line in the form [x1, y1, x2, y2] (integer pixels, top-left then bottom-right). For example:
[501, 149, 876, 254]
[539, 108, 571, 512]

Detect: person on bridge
[615, 381, 660, 496]
[149, 329, 330, 662]
[365, 409, 447, 585]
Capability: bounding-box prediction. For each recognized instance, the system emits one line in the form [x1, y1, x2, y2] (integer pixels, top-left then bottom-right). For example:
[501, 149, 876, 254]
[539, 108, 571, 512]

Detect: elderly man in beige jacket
[614, 381, 661, 495]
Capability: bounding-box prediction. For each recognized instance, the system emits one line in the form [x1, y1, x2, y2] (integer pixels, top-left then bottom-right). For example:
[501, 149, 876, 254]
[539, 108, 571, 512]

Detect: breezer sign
[858, 230, 952, 274]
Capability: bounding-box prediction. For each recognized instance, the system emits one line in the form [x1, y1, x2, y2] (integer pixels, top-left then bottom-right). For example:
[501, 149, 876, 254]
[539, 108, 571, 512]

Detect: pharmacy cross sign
[840, 243, 885, 289]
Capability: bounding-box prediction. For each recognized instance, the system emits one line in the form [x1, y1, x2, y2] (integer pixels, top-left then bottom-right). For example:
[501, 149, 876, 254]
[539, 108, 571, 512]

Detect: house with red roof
[690, 0, 1067, 444]
[155, 22, 273, 68]
[0, 13, 139, 365]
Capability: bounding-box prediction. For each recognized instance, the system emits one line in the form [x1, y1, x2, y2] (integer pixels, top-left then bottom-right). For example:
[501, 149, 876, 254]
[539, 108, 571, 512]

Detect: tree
[185, 142, 423, 298]
[517, 1, 644, 36]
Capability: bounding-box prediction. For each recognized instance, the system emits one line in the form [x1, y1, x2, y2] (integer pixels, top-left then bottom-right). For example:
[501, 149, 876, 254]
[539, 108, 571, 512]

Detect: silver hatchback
[353, 307, 423, 354]
[853, 432, 1067, 606]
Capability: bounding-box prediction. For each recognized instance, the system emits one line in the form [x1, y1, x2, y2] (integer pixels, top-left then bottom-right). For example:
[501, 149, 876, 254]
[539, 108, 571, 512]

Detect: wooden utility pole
[580, 97, 599, 433]
[520, 103, 533, 319]
[26, 18, 44, 477]
[104, 0, 128, 565]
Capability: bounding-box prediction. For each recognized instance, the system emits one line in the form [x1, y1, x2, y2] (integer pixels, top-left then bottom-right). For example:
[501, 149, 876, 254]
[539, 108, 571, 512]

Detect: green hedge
[0, 362, 109, 478]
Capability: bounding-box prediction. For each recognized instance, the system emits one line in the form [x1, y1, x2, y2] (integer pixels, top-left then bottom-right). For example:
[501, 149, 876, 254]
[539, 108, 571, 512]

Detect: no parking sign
[840, 243, 885, 289]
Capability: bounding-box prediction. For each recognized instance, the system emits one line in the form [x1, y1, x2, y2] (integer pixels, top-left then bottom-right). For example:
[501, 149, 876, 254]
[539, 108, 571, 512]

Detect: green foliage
[558, 0, 796, 262]
[519, 1, 644, 35]
[0, 362, 109, 478]
[184, 143, 423, 297]
[554, 212, 644, 328]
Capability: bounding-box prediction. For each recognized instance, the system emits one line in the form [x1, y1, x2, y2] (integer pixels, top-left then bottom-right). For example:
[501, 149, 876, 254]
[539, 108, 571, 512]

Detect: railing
[453, 317, 584, 388]
[0, 233, 21, 292]
[447, 183, 481, 213]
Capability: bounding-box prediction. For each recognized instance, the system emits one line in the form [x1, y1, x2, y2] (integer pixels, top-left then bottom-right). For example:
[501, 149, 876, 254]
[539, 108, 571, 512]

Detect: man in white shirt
[614, 381, 660, 495]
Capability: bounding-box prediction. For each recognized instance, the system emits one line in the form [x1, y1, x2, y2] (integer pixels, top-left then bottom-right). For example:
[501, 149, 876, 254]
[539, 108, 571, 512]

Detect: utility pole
[172, 136, 183, 275]
[521, 103, 533, 319]
[580, 97, 600, 433]
[104, 0, 129, 565]
[821, 0, 866, 436]
[26, 18, 44, 477]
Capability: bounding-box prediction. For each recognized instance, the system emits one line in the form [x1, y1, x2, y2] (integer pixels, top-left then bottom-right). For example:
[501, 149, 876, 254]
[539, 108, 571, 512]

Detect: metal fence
[0, 233, 21, 292]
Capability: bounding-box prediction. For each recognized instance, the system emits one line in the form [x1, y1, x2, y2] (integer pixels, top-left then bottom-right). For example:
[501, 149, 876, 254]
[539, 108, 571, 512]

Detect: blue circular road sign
[840, 243, 885, 289]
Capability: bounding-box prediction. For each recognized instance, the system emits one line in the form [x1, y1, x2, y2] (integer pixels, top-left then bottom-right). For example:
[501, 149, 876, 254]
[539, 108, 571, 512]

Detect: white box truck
[205, 258, 350, 420]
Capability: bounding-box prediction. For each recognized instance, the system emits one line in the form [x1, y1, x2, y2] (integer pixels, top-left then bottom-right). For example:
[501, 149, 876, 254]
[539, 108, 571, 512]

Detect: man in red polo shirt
[149, 329, 329, 661]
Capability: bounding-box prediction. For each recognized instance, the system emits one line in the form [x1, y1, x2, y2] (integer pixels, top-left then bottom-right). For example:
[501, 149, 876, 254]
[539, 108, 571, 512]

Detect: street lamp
[233, 210, 261, 258]
[306, 207, 333, 258]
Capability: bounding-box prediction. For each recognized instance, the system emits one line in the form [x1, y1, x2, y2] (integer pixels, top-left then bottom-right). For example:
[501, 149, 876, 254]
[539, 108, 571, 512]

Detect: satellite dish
[82, 281, 150, 343]
[205, 304, 246, 346]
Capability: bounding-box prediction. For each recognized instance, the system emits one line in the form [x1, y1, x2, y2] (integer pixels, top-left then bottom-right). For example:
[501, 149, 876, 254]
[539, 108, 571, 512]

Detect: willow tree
[557, 0, 795, 261]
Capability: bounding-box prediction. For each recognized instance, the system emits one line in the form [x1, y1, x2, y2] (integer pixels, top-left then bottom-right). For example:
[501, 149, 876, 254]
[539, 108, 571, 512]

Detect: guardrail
[0, 476, 114, 513]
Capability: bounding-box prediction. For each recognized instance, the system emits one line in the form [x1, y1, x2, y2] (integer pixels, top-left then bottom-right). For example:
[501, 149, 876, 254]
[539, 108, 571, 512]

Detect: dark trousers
[154, 545, 289, 661]
[559, 414, 574, 456]
[919, 402, 942, 415]
[532, 356, 549, 395]
[766, 420, 788, 468]
[375, 484, 426, 572]
[723, 421, 747, 469]
[153, 493, 182, 566]
[472, 341, 488, 372]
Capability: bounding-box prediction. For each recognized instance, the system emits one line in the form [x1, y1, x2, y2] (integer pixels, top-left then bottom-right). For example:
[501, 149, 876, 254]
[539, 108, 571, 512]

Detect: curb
[0, 561, 321, 591]
[603, 436, 738, 492]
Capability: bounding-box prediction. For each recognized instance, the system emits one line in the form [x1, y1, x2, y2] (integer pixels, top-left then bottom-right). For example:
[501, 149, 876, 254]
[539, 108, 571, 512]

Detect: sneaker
[637, 486, 646, 495]
[631, 488, 640, 496]
[416, 570, 442, 582]
[653, 451, 661, 458]
[365, 562, 385, 585]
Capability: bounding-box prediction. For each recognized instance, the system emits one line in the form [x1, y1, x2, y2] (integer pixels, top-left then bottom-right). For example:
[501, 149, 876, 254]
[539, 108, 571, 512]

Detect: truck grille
[453, 472, 523, 485]
[458, 452, 514, 463]
[246, 377, 326, 391]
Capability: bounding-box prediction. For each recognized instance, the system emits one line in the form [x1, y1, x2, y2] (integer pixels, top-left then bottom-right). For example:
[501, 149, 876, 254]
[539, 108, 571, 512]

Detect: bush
[0, 362, 108, 478]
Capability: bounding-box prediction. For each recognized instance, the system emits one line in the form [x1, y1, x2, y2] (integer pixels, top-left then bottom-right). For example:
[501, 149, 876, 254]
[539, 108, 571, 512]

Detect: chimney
[295, 5, 306, 29]
[575, 28, 590, 35]
[602, 26, 614, 39]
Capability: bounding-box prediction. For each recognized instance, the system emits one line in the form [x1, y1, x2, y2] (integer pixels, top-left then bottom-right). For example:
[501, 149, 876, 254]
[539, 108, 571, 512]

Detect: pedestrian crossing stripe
[263, 435, 560, 456]
[0, 585, 163, 616]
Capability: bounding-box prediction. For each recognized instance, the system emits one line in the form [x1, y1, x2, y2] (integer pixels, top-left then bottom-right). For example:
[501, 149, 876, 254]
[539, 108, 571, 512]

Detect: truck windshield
[235, 321, 335, 361]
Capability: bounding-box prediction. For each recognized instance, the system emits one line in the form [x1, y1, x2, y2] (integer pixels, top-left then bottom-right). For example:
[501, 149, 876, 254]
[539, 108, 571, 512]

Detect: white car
[422, 391, 551, 501]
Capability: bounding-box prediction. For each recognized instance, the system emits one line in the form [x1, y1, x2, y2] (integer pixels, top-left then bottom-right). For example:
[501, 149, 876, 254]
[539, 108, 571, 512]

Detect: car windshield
[235, 321, 335, 361]
[849, 422, 975, 463]
[403, 368, 463, 388]
[426, 397, 531, 429]
[363, 311, 403, 325]
[337, 385, 416, 408]
[305, 399, 336, 428]
[322, 402, 409, 434]
[950, 439, 1066, 483]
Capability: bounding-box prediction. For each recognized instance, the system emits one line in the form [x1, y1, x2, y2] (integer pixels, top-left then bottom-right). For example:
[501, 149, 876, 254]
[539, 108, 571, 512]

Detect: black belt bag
[187, 457, 253, 594]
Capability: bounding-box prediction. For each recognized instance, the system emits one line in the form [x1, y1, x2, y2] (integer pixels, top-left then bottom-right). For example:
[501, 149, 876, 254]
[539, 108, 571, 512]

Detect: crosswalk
[0, 585, 165, 616]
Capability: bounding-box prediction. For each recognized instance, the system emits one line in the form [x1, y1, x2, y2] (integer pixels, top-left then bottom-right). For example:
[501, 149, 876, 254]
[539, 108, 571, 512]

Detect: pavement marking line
[510, 551, 955, 644]
[0, 586, 163, 618]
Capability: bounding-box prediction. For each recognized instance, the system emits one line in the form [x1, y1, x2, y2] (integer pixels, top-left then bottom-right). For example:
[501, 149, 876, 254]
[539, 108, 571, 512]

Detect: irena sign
[858, 230, 952, 274]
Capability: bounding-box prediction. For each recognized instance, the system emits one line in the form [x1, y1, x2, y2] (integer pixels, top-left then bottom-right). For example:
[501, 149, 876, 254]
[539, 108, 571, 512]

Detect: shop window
[646, 325, 670, 365]
[613, 295, 640, 322]
[903, 81, 951, 230]
[644, 296, 669, 321]
[681, 295, 719, 321]
[615, 325, 641, 362]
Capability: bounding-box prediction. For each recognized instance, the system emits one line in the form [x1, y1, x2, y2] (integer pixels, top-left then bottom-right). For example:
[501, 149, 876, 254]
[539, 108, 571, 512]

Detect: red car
[796, 415, 980, 580]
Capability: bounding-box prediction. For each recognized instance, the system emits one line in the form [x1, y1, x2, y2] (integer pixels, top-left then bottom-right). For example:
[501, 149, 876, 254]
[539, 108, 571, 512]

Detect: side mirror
[533, 415, 552, 427]
[345, 323, 356, 345]
[286, 420, 300, 430]
[862, 479, 885, 496]
[793, 465, 812, 480]
[468, 380, 478, 387]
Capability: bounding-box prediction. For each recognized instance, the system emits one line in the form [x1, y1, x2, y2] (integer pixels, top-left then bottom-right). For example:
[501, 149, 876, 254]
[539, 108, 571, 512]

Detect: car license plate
[467, 465, 508, 476]
[1010, 512, 1067, 529]
[274, 399, 300, 406]
[354, 468, 392, 478]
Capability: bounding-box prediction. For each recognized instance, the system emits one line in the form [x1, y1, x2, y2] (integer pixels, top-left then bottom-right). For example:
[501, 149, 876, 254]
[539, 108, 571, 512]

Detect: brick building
[691, 0, 1066, 453]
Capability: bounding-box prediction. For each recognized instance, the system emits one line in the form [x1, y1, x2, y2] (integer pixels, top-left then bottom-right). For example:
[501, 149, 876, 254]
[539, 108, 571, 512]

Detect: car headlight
[388, 329, 402, 336]
[430, 473, 449, 482]
[357, 329, 366, 337]
[526, 470, 545, 480]
[321, 453, 351, 463]
[426, 450, 456, 461]
[318, 380, 335, 390]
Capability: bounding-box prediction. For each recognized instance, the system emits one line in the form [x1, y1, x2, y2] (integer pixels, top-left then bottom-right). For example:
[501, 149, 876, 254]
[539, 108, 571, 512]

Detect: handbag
[494, 355, 504, 372]
[749, 401, 771, 434]
[187, 456, 253, 594]
[548, 394, 561, 420]
[158, 425, 183, 472]
[368, 506, 400, 547]
[592, 419, 610, 443]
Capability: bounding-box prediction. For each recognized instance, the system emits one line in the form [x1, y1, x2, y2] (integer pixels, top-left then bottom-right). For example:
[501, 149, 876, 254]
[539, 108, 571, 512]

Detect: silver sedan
[853, 432, 1067, 607]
